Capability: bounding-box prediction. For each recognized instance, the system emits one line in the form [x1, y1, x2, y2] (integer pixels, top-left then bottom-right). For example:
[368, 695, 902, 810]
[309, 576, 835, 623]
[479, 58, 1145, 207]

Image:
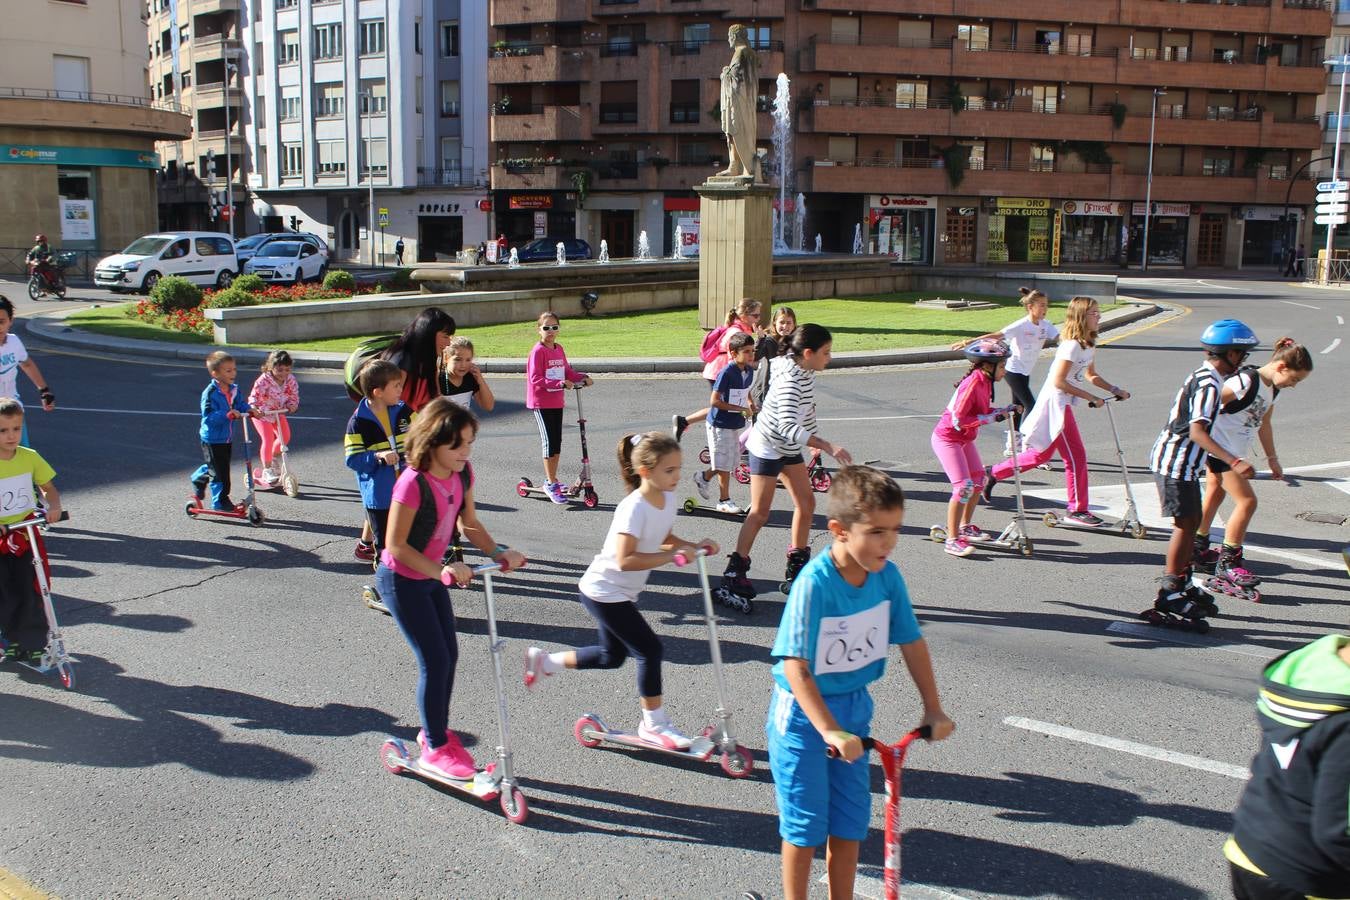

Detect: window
[316, 82, 344, 117]
[1203, 152, 1234, 176]
[313, 23, 342, 60]
[748, 26, 771, 50]
[282, 142, 303, 176]
[1031, 85, 1058, 114]
[254, 42, 264, 74]
[415, 76, 422, 113]
[1035, 30, 1060, 54]
[669, 79, 699, 123]
[278, 30, 299, 65]
[276, 0, 297, 7]
[826, 135, 856, 163]
[181, 72, 191, 89]
[257, 146, 267, 187]
[829, 16, 859, 44]
[1031, 144, 1055, 172]
[414, 18, 422, 54]
[960, 139, 986, 170]
[362, 138, 388, 176]
[957, 23, 990, 51]
[255, 96, 266, 122]
[678, 23, 710, 54]
[179, 25, 188, 45]
[360, 20, 386, 56]
[677, 140, 708, 165]
[52, 55, 91, 97]
[895, 138, 932, 166]
[196, 237, 231, 256]
[440, 137, 460, 172]
[895, 81, 927, 109]
[440, 20, 459, 57]
[317, 141, 346, 175]
[279, 94, 301, 121]
[604, 24, 642, 57]
[440, 81, 460, 117]
[1065, 29, 1093, 57]
[360, 79, 386, 115]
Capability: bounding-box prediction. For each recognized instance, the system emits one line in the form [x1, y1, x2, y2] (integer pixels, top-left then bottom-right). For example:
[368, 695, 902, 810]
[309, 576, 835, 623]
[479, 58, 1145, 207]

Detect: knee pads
[952, 479, 976, 503]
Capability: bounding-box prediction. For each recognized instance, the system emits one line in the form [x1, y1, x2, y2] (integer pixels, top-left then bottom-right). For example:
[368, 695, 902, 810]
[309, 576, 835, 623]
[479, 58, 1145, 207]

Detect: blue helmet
[963, 337, 1011, 362]
[1200, 319, 1259, 354]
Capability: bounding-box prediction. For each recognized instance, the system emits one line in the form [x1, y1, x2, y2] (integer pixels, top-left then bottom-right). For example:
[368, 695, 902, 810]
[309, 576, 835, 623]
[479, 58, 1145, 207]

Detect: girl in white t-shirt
[953, 287, 1058, 453]
[523, 432, 717, 750]
[982, 296, 1129, 527]
[1196, 338, 1313, 586]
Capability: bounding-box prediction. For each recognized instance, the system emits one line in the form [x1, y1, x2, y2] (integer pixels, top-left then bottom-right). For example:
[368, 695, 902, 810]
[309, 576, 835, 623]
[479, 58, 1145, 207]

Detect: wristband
[493, 543, 510, 557]
[1231, 457, 1245, 468]
[39, 389, 54, 404]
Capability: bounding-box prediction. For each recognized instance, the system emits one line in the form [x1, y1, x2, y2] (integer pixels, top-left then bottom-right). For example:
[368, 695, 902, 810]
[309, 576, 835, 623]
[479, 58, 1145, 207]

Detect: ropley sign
[418, 202, 462, 214]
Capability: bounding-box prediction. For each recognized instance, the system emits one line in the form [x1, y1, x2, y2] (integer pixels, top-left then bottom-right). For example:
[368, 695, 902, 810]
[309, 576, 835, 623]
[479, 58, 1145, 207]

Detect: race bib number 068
[813, 601, 889, 676]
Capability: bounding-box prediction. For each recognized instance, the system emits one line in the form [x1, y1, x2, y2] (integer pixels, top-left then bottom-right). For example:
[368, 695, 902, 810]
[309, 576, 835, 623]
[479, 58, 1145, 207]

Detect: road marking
[1105, 621, 1273, 658]
[0, 867, 51, 900]
[54, 406, 329, 421]
[820, 871, 971, 900]
[1280, 299, 1321, 309]
[1098, 299, 1189, 346]
[1321, 338, 1341, 355]
[1003, 716, 1250, 780]
[1276, 460, 1350, 474]
[1338, 315, 1345, 325]
[1198, 280, 1253, 292]
[818, 414, 939, 422]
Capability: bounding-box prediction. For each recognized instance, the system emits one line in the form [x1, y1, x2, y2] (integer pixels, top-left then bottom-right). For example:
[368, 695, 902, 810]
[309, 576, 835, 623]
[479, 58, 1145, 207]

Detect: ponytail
[1270, 337, 1313, 372]
[1018, 286, 1048, 308]
[616, 431, 681, 492]
[726, 297, 762, 327]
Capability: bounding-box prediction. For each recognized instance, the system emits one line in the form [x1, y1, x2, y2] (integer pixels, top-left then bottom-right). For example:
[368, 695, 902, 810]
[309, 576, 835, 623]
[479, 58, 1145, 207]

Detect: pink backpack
[699, 325, 731, 364]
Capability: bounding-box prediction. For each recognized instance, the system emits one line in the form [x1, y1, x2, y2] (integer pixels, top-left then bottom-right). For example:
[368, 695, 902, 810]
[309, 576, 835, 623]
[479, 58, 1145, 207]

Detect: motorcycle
[27, 254, 70, 300]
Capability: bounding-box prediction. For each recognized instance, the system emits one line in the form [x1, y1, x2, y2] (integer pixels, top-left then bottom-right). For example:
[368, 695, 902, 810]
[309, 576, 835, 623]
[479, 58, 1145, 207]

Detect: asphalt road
[0, 274, 1347, 900]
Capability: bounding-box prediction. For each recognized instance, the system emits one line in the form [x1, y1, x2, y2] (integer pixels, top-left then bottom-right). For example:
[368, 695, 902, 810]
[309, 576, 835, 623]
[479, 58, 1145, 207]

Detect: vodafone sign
[869, 194, 937, 209]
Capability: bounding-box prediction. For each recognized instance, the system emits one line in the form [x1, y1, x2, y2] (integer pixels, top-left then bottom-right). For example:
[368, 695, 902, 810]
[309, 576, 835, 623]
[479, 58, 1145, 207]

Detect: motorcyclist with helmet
[25, 234, 61, 293]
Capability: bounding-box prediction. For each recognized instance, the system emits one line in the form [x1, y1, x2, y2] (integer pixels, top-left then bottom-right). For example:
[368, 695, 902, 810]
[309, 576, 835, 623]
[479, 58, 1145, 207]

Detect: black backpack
[1220, 366, 1278, 416]
[343, 333, 399, 401]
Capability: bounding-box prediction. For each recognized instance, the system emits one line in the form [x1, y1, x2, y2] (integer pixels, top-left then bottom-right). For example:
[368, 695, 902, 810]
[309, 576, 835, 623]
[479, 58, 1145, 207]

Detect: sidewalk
[23, 300, 1165, 375]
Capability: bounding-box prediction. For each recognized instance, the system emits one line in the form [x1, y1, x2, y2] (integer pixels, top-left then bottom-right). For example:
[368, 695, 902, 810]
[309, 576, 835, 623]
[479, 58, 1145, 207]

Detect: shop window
[958, 24, 990, 51]
[895, 81, 928, 109]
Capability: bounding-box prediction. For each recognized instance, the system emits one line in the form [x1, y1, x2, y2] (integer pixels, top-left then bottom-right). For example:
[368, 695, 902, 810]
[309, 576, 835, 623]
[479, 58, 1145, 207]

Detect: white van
[95, 232, 238, 293]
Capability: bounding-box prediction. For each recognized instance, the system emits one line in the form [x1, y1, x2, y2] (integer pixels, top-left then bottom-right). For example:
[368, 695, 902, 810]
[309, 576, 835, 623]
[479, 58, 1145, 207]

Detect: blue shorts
[748, 451, 804, 478]
[766, 684, 874, 847]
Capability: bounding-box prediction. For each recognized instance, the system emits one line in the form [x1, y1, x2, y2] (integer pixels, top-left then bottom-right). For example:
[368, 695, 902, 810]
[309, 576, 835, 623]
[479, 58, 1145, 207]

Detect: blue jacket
[199, 381, 250, 443]
[344, 398, 412, 509]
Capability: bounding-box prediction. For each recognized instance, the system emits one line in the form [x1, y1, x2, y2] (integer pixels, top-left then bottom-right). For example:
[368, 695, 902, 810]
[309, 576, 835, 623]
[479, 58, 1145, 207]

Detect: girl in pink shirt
[248, 350, 300, 484]
[672, 298, 761, 442]
[525, 312, 591, 504]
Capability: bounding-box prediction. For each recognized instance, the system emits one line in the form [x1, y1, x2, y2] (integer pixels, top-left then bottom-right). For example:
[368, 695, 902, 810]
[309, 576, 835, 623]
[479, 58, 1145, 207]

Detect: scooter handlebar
[824, 725, 933, 758]
[439, 557, 527, 585]
[672, 547, 711, 567]
[0, 510, 67, 536]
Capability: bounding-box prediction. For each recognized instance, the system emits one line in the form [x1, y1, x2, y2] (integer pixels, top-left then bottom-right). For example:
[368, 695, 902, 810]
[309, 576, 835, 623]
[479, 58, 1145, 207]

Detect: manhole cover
[1297, 511, 1348, 526]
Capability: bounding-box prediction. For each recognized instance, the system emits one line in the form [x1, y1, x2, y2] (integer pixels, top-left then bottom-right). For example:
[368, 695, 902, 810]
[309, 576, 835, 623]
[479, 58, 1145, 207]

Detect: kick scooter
[573, 548, 754, 778]
[185, 414, 264, 525]
[380, 560, 530, 823]
[1, 511, 75, 689]
[930, 412, 1033, 556]
[516, 384, 599, 508]
[699, 446, 832, 492]
[827, 726, 933, 900]
[1041, 397, 1147, 539]
[251, 409, 299, 498]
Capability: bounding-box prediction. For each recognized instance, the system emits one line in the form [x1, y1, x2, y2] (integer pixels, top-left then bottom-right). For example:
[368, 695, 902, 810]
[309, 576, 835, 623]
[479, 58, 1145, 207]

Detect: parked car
[513, 237, 593, 263]
[235, 232, 330, 269]
[94, 232, 237, 293]
[243, 240, 327, 284]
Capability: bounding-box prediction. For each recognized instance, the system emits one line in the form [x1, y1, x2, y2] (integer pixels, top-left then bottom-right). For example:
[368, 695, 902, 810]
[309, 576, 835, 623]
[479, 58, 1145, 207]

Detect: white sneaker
[716, 498, 745, 515]
[694, 471, 713, 500]
[637, 720, 693, 751]
[523, 646, 551, 689]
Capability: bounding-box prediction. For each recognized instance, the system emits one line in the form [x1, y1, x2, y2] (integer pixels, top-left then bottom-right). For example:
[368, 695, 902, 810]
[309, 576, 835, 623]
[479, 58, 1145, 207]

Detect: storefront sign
[1, 145, 159, 168]
[533, 211, 547, 238]
[1132, 202, 1193, 217]
[509, 194, 552, 210]
[1051, 211, 1062, 267]
[60, 199, 95, 241]
[997, 197, 1051, 211]
[676, 217, 700, 256]
[1241, 206, 1295, 221]
[1062, 200, 1124, 217]
[869, 195, 937, 209]
[417, 202, 463, 214]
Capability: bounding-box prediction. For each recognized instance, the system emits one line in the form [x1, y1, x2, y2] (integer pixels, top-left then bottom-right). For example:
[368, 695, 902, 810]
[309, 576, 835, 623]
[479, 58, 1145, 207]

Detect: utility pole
[1140, 89, 1164, 271]
[224, 59, 238, 239]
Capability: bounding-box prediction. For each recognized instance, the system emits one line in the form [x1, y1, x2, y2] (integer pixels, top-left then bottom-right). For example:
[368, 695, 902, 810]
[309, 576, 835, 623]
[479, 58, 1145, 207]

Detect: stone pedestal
[695, 178, 774, 329]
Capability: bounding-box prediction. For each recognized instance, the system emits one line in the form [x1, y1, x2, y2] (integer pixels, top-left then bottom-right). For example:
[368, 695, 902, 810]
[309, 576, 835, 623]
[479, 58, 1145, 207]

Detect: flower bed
[125, 277, 378, 337]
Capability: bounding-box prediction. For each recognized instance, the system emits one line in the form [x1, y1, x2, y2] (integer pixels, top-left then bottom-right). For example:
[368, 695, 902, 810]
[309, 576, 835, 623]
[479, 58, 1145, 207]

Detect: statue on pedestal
[716, 25, 759, 182]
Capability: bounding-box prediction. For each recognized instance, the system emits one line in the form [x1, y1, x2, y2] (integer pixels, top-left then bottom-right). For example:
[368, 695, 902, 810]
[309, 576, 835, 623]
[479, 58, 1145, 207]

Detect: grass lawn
[67, 293, 1120, 357]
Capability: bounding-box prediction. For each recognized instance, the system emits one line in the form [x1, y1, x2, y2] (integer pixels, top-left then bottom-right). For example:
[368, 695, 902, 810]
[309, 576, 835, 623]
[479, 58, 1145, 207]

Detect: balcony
[490, 0, 589, 27]
[491, 104, 592, 142]
[0, 87, 190, 140]
[194, 34, 242, 62]
[491, 164, 570, 190]
[801, 37, 953, 77]
[191, 0, 240, 15]
[488, 45, 592, 83]
[950, 43, 1119, 83]
[191, 81, 243, 109]
[593, 0, 660, 15]
[417, 167, 482, 188]
[663, 39, 785, 81]
[596, 103, 639, 131]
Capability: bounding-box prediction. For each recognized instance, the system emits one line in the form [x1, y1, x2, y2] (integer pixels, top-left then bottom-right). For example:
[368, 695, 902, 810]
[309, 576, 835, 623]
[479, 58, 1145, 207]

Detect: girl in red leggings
[248, 350, 299, 486]
[982, 296, 1129, 524]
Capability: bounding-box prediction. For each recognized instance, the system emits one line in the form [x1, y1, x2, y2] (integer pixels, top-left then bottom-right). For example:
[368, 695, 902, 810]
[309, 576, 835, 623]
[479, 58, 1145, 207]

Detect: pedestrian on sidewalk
[394, 238, 405, 266]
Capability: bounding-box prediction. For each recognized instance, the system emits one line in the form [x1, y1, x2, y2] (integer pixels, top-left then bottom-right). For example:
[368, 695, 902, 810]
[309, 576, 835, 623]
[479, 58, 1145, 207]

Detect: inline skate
[712, 552, 754, 613]
[1201, 544, 1261, 602]
[1140, 573, 1217, 633]
[779, 547, 811, 593]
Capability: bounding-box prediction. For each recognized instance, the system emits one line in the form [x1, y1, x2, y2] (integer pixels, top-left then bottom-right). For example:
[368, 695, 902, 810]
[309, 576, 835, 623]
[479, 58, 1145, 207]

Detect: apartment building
[0, 0, 189, 253]
[238, 0, 488, 263]
[488, 0, 1329, 268]
[1316, 1, 1350, 253]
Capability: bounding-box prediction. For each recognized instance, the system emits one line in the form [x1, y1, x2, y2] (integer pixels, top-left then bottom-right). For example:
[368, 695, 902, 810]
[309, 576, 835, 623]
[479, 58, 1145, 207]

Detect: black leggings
[1229, 863, 1306, 900]
[574, 592, 664, 698]
[534, 407, 564, 458]
[1003, 371, 1037, 432]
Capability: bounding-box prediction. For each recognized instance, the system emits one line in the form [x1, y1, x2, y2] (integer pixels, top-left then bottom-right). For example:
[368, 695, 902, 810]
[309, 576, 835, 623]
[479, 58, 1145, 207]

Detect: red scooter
[27, 258, 67, 300]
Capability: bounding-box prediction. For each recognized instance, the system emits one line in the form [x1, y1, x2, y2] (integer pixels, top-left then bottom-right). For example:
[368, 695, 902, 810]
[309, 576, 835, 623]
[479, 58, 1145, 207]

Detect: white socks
[543, 652, 566, 674]
[641, 706, 669, 729]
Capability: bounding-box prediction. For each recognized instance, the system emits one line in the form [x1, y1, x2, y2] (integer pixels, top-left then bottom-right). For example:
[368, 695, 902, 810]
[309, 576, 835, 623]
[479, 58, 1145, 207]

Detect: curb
[26, 300, 1163, 374]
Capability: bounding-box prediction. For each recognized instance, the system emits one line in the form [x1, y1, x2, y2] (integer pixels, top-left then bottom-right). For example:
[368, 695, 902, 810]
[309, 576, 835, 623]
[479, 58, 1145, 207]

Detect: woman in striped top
[714, 324, 853, 609]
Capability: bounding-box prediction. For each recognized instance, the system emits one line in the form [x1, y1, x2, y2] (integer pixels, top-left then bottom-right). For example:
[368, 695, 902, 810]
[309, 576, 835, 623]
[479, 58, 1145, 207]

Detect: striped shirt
[745, 356, 816, 460]
[1149, 362, 1223, 481]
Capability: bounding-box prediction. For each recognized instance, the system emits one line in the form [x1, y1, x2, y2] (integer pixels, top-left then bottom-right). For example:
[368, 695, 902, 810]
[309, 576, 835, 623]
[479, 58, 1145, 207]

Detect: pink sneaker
[944, 538, 974, 558]
[959, 524, 990, 542]
[524, 646, 551, 689]
[419, 729, 476, 777]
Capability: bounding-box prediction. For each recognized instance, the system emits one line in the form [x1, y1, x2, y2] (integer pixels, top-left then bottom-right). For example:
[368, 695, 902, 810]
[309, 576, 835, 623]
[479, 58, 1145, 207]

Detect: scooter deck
[382, 739, 502, 800]
[1042, 511, 1147, 538]
[681, 497, 747, 517]
[578, 718, 718, 761]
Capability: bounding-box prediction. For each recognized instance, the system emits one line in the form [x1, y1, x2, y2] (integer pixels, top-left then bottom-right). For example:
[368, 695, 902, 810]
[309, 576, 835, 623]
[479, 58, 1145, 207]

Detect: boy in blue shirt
[344, 359, 412, 564]
[692, 332, 756, 514]
[768, 465, 955, 900]
[191, 351, 255, 511]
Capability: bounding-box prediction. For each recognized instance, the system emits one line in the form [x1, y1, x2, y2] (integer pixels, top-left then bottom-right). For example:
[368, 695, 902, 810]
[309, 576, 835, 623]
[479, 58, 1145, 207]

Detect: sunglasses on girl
[541, 324, 560, 331]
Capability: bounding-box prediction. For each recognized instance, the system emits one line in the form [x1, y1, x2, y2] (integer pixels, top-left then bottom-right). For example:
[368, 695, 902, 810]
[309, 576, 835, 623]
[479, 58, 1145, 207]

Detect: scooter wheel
[1191, 618, 1211, 634]
[246, 505, 264, 526]
[583, 489, 599, 509]
[1248, 588, 1262, 604]
[516, 479, 531, 498]
[683, 498, 698, 513]
[1130, 523, 1147, 540]
[1042, 512, 1059, 528]
[380, 739, 409, 774]
[283, 475, 300, 498]
[699, 447, 711, 465]
[928, 526, 946, 543]
[185, 501, 197, 518]
[811, 471, 832, 493]
[57, 661, 75, 690]
[1020, 538, 1034, 557]
[500, 787, 529, 825]
[734, 465, 750, 485]
[720, 746, 754, 779]
[574, 715, 602, 748]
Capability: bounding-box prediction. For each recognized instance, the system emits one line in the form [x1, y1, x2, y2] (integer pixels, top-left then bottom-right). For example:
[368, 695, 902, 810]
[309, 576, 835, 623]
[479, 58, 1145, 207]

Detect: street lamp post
[1322, 54, 1349, 283]
[1140, 88, 1165, 272]
[358, 89, 378, 267]
[224, 60, 238, 239]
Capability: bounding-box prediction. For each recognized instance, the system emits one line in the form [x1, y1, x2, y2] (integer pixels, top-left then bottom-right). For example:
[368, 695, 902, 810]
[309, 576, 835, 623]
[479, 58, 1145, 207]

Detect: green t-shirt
[0, 447, 55, 526]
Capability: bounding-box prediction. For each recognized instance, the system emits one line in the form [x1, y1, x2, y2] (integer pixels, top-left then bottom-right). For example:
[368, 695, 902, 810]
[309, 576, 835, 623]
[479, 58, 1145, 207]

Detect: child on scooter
[767, 465, 954, 900]
[191, 351, 256, 511]
[346, 360, 412, 563]
[0, 399, 62, 666]
[248, 350, 300, 487]
[931, 338, 1016, 558]
[0, 296, 56, 448]
[376, 397, 524, 781]
[692, 332, 756, 514]
[523, 432, 717, 749]
[525, 311, 592, 505]
[438, 337, 495, 412]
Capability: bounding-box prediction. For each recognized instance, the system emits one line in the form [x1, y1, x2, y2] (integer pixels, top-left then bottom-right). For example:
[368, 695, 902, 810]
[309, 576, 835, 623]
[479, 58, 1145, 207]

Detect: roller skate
[1192, 534, 1219, 574]
[779, 547, 811, 593]
[1198, 544, 1262, 602]
[1139, 574, 1216, 633]
[712, 552, 754, 614]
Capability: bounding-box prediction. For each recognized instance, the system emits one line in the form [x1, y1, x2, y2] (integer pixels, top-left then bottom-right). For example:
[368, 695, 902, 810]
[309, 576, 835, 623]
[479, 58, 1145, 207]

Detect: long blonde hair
[726, 297, 762, 327]
[1060, 296, 1098, 346]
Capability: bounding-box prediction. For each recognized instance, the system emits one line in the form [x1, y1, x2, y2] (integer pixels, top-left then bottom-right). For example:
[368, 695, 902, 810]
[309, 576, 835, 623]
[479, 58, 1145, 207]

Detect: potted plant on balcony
[939, 143, 971, 188]
[986, 85, 1008, 110]
[945, 80, 967, 115]
[648, 155, 670, 170]
[492, 40, 509, 58]
[1108, 101, 1128, 129]
[569, 168, 591, 208]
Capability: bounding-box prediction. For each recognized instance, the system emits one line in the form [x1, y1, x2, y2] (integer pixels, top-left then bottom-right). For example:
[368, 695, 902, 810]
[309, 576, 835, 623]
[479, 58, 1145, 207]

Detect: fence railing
[0, 247, 119, 281]
[0, 86, 182, 113]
